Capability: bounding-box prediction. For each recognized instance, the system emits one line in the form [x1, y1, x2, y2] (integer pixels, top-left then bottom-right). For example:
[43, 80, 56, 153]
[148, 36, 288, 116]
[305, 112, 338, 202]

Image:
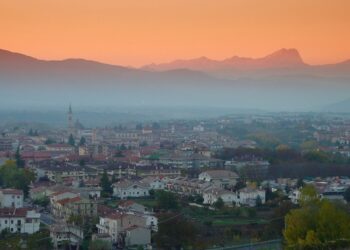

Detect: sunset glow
[1, 0, 349, 66]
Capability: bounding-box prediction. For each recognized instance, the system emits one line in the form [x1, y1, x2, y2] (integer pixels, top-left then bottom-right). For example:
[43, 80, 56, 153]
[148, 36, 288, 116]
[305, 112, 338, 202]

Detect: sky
[1, 0, 350, 67]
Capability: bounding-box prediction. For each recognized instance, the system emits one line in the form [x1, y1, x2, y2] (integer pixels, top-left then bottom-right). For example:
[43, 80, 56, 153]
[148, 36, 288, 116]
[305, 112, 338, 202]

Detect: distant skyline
[1, 0, 350, 67]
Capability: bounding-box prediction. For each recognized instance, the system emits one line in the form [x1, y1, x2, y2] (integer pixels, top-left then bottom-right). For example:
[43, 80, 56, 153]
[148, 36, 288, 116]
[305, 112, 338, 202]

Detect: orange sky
[1, 0, 349, 67]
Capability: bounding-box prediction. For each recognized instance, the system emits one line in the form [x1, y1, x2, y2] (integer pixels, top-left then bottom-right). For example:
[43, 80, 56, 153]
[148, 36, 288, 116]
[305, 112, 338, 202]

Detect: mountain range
[1, 48, 350, 112]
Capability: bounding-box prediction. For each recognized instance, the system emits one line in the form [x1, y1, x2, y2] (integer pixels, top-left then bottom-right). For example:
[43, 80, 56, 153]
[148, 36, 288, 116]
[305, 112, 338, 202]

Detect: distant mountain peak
[263, 48, 305, 65]
[143, 48, 307, 71]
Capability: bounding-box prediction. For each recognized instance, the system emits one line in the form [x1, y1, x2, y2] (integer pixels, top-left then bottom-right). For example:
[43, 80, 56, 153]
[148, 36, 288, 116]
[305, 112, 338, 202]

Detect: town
[0, 106, 350, 249]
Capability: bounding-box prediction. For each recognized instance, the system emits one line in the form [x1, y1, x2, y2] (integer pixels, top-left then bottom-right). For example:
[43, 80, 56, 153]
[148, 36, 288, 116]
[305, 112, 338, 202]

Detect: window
[11, 220, 13, 224]
[5, 220, 7, 224]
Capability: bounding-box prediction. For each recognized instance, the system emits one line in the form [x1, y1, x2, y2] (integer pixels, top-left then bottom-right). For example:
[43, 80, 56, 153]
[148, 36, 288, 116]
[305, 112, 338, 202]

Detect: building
[51, 195, 97, 220]
[203, 187, 236, 205]
[199, 170, 239, 188]
[0, 189, 24, 208]
[50, 223, 84, 249]
[0, 207, 40, 234]
[140, 176, 165, 190]
[96, 212, 151, 246]
[203, 186, 266, 207]
[118, 200, 146, 213]
[0, 137, 13, 152]
[124, 226, 151, 246]
[113, 180, 150, 199]
[236, 187, 266, 207]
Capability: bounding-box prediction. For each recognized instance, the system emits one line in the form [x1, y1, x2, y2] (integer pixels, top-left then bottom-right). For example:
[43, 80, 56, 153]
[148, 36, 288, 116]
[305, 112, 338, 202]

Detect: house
[118, 201, 158, 231]
[34, 162, 97, 183]
[50, 223, 84, 249]
[96, 212, 151, 246]
[199, 170, 239, 188]
[203, 187, 236, 205]
[0, 207, 40, 234]
[236, 187, 266, 207]
[52, 196, 98, 219]
[140, 176, 165, 190]
[0, 189, 24, 208]
[118, 200, 146, 213]
[113, 180, 150, 199]
[124, 226, 151, 246]
[203, 186, 266, 207]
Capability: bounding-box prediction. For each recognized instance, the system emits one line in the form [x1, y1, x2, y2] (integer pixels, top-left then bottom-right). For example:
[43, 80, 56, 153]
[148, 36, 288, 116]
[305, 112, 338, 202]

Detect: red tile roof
[0, 189, 23, 195]
[56, 196, 81, 205]
[0, 207, 29, 218]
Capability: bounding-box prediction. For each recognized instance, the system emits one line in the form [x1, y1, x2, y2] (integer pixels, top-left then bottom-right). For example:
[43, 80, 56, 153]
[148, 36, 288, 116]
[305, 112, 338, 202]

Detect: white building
[203, 188, 236, 205]
[236, 187, 266, 207]
[193, 124, 204, 132]
[0, 208, 40, 234]
[203, 186, 266, 207]
[50, 223, 84, 249]
[199, 170, 239, 188]
[113, 180, 150, 199]
[96, 212, 151, 244]
[140, 176, 165, 190]
[0, 189, 24, 208]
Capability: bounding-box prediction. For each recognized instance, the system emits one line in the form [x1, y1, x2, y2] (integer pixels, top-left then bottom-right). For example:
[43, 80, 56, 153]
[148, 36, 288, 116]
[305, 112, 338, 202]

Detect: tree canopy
[284, 185, 350, 249]
[0, 160, 35, 196]
[100, 171, 112, 197]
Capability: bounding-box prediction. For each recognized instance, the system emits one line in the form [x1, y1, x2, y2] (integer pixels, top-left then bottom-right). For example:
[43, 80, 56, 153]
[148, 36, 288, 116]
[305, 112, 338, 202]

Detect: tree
[68, 134, 75, 146]
[26, 229, 53, 250]
[284, 185, 350, 249]
[296, 178, 304, 188]
[0, 160, 35, 197]
[154, 213, 198, 249]
[79, 136, 86, 146]
[79, 159, 86, 166]
[119, 144, 127, 150]
[45, 138, 56, 145]
[33, 196, 50, 208]
[213, 197, 225, 210]
[256, 195, 262, 207]
[15, 146, 25, 168]
[111, 175, 116, 184]
[344, 187, 350, 203]
[100, 171, 112, 197]
[155, 190, 179, 210]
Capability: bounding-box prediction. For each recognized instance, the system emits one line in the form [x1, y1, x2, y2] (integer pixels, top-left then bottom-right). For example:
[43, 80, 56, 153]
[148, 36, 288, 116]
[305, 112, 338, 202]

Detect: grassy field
[212, 218, 267, 226]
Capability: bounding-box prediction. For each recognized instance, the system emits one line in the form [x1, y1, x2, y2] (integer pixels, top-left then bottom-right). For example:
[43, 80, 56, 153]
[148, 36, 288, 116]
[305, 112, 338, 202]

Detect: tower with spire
[68, 104, 73, 134]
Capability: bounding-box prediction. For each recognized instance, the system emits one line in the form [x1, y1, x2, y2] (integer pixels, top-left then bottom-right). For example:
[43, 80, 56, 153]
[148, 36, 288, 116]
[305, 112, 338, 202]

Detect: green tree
[213, 197, 225, 210]
[154, 213, 198, 249]
[15, 146, 25, 168]
[284, 185, 350, 249]
[45, 138, 56, 145]
[155, 190, 179, 210]
[343, 187, 350, 203]
[79, 136, 86, 146]
[26, 229, 53, 250]
[33, 196, 50, 208]
[68, 134, 75, 146]
[100, 171, 112, 197]
[0, 160, 35, 197]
